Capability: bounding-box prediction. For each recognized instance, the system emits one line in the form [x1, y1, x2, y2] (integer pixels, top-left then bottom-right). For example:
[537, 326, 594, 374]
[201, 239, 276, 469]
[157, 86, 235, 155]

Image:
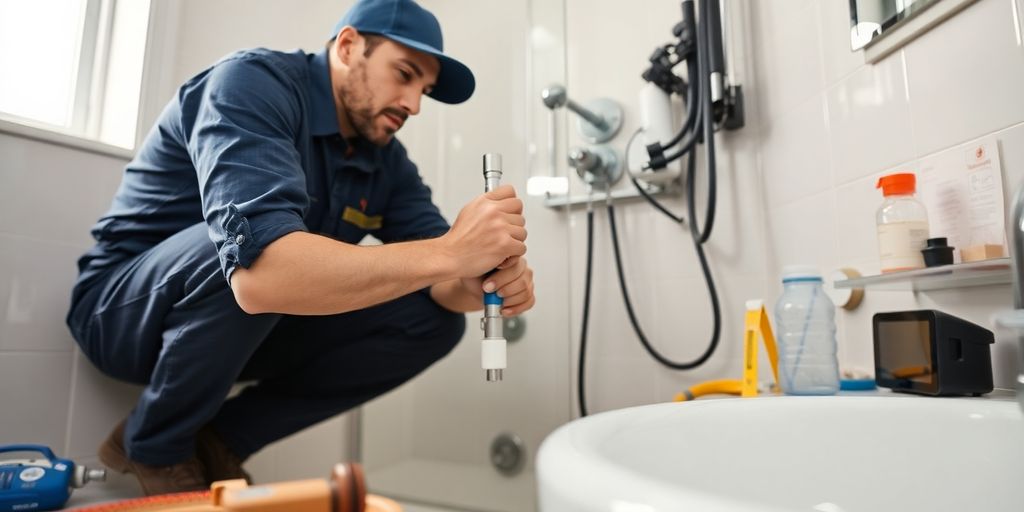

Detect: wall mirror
[849, 0, 980, 61]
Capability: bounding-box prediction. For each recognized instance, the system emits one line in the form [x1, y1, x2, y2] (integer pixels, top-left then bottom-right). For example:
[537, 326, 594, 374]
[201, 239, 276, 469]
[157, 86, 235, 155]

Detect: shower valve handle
[568, 148, 601, 173]
[568, 146, 622, 189]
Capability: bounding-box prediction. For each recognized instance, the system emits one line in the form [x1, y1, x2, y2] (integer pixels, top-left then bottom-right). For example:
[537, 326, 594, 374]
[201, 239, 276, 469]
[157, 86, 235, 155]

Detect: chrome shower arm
[541, 84, 623, 144]
[542, 85, 607, 130]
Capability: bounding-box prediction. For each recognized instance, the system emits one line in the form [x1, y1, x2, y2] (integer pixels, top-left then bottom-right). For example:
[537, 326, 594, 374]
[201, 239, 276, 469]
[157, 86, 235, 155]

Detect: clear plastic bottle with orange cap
[876, 172, 929, 273]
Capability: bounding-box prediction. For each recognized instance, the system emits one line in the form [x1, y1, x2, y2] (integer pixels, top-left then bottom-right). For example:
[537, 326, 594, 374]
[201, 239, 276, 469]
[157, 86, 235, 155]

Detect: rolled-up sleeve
[181, 56, 309, 282]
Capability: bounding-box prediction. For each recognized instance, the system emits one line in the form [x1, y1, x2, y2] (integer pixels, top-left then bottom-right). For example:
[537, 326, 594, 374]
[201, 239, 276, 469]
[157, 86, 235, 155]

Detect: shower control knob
[567, 145, 622, 190]
[568, 148, 600, 173]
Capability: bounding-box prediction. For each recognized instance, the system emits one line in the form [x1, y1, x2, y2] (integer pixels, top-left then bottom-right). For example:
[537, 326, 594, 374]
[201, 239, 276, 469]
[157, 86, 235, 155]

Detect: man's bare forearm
[231, 231, 456, 315]
[430, 278, 484, 313]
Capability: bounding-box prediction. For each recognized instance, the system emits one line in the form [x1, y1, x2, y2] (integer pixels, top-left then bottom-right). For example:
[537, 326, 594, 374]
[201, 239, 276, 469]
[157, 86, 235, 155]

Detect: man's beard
[339, 62, 401, 146]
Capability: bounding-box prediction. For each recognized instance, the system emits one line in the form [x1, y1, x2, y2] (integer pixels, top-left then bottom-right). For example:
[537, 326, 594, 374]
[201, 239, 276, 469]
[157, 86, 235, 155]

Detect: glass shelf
[833, 258, 1012, 291]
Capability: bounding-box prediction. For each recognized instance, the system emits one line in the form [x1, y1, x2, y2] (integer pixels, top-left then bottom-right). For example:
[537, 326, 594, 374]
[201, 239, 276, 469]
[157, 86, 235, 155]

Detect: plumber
[65, 0, 535, 496]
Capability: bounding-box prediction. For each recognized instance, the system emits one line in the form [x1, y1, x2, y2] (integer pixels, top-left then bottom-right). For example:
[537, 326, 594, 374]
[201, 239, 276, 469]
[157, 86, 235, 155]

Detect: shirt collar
[308, 48, 387, 173]
[340, 137, 387, 174]
[309, 49, 340, 137]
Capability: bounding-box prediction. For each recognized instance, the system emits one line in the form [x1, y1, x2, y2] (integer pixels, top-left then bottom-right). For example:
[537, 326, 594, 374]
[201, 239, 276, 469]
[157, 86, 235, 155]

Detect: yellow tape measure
[675, 299, 779, 402]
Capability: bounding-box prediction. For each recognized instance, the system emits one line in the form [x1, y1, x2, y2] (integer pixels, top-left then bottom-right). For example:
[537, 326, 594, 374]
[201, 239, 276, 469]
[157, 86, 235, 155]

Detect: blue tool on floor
[0, 444, 106, 511]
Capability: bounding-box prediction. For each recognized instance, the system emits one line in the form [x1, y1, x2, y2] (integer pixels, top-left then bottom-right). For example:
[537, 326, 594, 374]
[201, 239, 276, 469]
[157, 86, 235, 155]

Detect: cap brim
[384, 34, 475, 105]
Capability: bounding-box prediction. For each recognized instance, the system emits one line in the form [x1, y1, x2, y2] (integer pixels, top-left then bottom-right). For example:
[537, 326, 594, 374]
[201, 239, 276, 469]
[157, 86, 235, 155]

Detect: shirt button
[235, 234, 246, 245]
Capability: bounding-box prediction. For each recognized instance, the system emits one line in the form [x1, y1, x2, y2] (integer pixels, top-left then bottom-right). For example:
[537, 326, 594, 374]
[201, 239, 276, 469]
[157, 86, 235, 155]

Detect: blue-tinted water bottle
[774, 265, 840, 395]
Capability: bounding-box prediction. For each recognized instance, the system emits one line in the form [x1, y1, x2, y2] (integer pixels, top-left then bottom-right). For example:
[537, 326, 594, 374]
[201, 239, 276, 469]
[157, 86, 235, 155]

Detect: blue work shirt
[76, 48, 449, 285]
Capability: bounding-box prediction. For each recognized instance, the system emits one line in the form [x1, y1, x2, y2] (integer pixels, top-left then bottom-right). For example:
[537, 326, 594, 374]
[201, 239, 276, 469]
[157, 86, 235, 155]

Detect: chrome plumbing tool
[481, 153, 507, 382]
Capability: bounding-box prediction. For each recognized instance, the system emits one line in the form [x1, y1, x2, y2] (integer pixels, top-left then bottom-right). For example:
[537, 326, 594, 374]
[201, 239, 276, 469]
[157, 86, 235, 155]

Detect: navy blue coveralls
[65, 48, 466, 466]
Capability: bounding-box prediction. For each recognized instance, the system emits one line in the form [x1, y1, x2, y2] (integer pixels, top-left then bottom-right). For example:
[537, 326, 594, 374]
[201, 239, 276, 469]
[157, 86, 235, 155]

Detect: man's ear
[334, 26, 360, 66]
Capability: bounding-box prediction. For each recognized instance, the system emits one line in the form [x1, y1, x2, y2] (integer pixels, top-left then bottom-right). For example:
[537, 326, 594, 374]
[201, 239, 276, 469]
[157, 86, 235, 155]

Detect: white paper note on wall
[916, 136, 1005, 264]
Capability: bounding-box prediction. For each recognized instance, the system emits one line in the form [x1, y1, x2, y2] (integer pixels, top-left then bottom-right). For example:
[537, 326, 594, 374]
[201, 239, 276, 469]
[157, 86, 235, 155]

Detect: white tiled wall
[754, 0, 1024, 388]
[0, 133, 130, 458]
[825, 53, 916, 187]
[904, 0, 1024, 155]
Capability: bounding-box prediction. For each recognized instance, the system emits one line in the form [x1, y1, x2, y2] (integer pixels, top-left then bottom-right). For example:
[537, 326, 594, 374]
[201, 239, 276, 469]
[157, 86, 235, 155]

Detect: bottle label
[877, 221, 928, 272]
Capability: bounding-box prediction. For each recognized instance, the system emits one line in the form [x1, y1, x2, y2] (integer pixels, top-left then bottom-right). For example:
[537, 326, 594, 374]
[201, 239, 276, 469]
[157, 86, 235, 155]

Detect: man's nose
[400, 88, 422, 116]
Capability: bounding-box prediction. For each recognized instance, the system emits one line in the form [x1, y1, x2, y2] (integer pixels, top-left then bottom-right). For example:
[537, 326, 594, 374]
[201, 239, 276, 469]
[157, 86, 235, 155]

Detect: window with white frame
[0, 0, 151, 150]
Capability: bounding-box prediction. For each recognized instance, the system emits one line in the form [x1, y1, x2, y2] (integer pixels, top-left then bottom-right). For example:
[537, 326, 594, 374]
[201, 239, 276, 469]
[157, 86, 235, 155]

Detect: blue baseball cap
[332, 0, 475, 104]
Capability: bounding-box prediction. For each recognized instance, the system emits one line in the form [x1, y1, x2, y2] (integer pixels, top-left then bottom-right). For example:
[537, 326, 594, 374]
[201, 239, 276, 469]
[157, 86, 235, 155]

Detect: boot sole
[97, 422, 208, 496]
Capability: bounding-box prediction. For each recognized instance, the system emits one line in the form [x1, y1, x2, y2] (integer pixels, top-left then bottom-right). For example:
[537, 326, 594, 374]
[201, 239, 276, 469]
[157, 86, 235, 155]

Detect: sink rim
[537, 394, 1020, 512]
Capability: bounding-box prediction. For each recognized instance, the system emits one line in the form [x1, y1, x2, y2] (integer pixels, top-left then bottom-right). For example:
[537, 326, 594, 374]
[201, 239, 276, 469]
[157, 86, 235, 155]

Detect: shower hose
[577, 146, 722, 417]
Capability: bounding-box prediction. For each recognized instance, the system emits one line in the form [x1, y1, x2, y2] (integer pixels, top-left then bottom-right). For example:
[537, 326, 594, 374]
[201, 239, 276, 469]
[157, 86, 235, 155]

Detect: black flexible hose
[657, 96, 702, 168]
[696, 0, 718, 243]
[657, 59, 700, 151]
[577, 208, 594, 417]
[630, 0, 717, 239]
[629, 174, 684, 225]
[706, 0, 725, 76]
[645, 0, 718, 238]
[626, 127, 685, 225]
[607, 180, 721, 370]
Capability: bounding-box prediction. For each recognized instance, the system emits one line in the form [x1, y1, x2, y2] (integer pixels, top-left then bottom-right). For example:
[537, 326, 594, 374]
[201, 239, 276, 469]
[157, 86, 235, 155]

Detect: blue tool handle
[483, 268, 503, 307]
[0, 445, 56, 462]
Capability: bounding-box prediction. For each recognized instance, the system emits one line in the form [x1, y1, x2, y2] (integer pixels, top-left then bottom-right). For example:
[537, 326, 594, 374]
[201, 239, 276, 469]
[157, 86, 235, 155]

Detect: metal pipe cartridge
[482, 152, 506, 382]
[484, 153, 503, 192]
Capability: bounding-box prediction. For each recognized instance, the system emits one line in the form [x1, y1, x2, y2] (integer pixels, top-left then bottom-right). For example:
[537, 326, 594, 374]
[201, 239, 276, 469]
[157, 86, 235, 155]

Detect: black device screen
[876, 319, 934, 387]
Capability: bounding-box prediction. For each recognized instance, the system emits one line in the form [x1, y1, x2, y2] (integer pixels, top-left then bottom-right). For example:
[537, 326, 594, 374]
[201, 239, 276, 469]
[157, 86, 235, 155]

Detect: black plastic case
[873, 310, 993, 396]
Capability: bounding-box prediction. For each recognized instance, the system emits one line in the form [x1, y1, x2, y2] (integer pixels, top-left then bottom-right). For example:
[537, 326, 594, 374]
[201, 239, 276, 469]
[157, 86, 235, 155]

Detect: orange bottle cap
[876, 173, 916, 196]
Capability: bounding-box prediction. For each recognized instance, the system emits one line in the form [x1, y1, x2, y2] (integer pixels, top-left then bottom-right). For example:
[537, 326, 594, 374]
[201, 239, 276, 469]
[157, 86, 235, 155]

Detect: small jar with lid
[875, 172, 929, 273]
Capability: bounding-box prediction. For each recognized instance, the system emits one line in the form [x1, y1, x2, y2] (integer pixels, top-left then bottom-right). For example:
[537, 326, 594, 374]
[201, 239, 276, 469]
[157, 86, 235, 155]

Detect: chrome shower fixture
[567, 146, 622, 190]
[541, 84, 623, 143]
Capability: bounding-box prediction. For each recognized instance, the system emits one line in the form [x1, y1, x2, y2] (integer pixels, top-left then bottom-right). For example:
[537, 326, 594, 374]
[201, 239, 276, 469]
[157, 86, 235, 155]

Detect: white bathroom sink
[537, 395, 1023, 511]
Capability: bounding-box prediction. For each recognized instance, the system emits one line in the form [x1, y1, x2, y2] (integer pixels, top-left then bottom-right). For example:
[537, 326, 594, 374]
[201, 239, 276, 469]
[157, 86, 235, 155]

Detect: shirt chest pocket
[341, 205, 382, 230]
[330, 174, 383, 243]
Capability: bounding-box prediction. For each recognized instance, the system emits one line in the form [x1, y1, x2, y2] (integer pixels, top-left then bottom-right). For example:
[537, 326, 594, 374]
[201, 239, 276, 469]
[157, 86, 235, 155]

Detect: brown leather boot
[195, 425, 252, 484]
[98, 419, 208, 496]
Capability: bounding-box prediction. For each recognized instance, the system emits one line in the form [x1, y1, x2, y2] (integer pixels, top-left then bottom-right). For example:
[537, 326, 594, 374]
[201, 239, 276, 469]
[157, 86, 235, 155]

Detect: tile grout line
[0, 231, 92, 252]
[831, 118, 1024, 190]
[63, 347, 80, 456]
[1012, 0, 1023, 46]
